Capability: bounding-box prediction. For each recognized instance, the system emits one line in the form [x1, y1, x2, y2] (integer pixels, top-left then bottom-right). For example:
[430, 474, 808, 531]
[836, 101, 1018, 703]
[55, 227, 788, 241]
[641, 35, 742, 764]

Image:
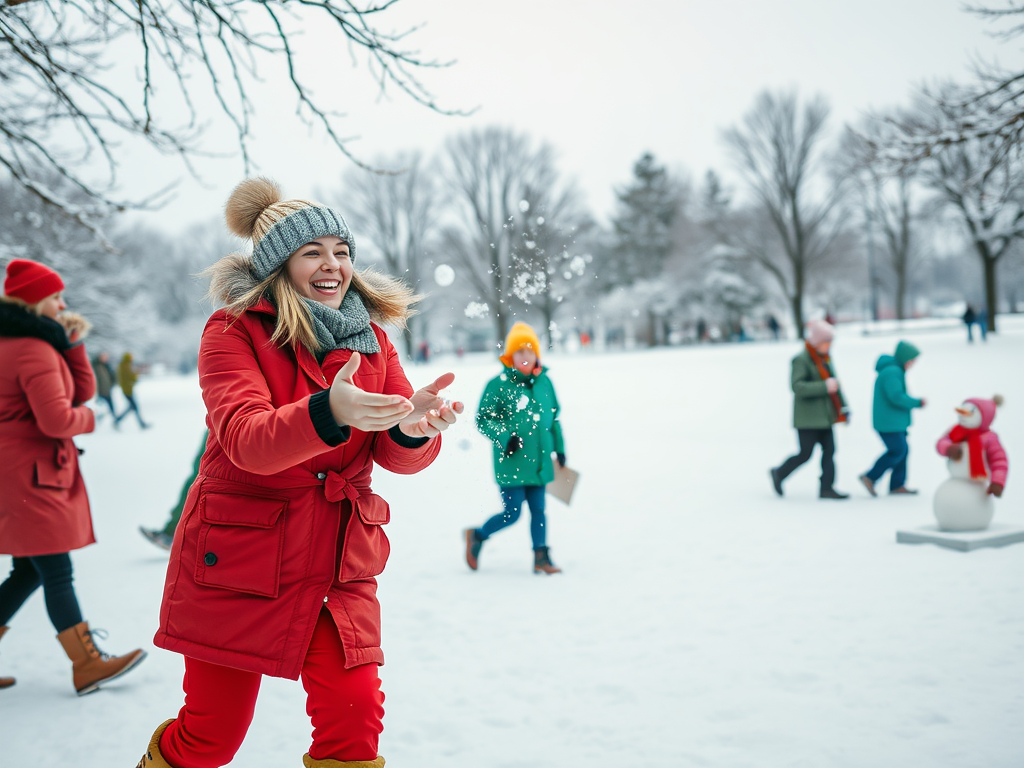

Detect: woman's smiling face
[286, 236, 352, 310]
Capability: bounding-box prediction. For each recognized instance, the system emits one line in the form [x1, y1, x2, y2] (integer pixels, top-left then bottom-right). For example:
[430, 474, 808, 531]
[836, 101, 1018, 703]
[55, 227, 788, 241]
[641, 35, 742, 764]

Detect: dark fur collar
[0, 301, 70, 351]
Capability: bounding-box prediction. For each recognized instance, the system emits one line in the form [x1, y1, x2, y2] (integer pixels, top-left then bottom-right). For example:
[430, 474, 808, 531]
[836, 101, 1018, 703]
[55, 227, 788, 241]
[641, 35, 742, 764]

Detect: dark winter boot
[819, 487, 850, 500]
[769, 467, 784, 497]
[302, 753, 385, 767]
[56, 621, 147, 695]
[136, 719, 175, 768]
[0, 626, 15, 689]
[533, 546, 562, 575]
[464, 528, 483, 571]
[889, 487, 919, 495]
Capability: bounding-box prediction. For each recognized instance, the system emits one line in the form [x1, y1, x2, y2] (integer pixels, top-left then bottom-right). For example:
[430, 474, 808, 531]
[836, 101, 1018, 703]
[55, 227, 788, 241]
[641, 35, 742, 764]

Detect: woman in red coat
[0, 259, 146, 694]
[138, 178, 463, 768]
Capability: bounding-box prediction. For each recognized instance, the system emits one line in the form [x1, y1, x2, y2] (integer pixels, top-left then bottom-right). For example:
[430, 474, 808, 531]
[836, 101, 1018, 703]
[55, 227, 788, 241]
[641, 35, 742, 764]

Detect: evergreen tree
[603, 153, 680, 289]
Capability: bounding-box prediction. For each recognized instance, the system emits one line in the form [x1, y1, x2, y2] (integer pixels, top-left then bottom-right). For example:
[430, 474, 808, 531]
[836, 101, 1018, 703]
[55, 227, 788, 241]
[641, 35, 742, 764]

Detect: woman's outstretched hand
[399, 371, 465, 439]
[329, 352, 414, 432]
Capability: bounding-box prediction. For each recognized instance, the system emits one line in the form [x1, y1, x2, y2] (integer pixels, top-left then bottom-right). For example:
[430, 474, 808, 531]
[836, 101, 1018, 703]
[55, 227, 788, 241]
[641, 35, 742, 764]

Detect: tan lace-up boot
[55, 621, 146, 695]
[302, 754, 385, 768]
[135, 719, 175, 768]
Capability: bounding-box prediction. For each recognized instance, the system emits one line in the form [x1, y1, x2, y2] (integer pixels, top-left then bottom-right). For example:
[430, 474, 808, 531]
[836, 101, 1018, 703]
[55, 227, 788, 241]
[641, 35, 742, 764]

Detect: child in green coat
[465, 322, 565, 574]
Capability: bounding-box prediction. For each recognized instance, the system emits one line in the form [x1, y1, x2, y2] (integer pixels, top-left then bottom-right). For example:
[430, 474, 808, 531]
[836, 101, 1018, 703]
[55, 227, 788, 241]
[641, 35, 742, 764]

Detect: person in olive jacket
[465, 322, 565, 574]
[770, 319, 850, 499]
[859, 341, 926, 496]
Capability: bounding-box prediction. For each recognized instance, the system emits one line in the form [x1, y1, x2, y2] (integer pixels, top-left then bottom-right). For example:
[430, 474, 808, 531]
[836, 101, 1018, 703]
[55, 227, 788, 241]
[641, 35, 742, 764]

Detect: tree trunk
[790, 294, 804, 339]
[983, 255, 999, 333]
[895, 270, 907, 321]
[494, 309, 509, 349]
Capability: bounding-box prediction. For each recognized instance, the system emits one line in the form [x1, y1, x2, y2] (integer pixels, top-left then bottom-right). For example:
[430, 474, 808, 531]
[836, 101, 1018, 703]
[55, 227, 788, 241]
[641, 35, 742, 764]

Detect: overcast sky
[121, 0, 1012, 234]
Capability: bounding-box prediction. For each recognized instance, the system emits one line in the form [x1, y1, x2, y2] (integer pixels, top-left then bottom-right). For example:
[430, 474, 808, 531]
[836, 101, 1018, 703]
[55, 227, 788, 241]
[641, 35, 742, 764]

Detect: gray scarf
[304, 290, 380, 359]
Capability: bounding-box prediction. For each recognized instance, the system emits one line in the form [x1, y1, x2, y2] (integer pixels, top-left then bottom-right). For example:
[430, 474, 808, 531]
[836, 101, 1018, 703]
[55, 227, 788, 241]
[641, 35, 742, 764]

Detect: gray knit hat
[224, 177, 356, 279]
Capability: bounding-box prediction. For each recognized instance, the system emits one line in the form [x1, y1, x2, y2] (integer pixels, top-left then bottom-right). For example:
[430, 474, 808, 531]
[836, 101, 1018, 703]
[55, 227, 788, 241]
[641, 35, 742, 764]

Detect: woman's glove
[58, 311, 92, 343]
[556, 452, 566, 468]
[505, 434, 523, 456]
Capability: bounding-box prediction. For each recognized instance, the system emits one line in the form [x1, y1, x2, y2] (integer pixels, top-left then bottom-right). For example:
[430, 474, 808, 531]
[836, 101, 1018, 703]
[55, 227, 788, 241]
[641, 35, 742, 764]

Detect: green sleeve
[879, 368, 921, 411]
[475, 379, 512, 449]
[791, 356, 827, 399]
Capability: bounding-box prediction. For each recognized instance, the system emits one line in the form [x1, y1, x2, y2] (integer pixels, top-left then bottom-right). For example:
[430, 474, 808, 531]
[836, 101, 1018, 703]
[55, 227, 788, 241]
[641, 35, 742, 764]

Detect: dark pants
[0, 553, 83, 632]
[96, 393, 117, 420]
[776, 427, 836, 491]
[116, 393, 148, 428]
[478, 485, 548, 549]
[163, 431, 208, 537]
[865, 431, 909, 491]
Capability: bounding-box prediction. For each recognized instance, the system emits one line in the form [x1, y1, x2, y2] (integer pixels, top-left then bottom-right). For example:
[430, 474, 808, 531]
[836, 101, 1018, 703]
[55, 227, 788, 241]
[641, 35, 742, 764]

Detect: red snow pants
[159, 608, 384, 767]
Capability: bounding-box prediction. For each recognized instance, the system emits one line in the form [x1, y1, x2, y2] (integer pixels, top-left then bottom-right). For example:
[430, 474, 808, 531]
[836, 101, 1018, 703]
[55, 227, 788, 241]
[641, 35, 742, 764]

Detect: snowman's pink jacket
[935, 398, 1008, 486]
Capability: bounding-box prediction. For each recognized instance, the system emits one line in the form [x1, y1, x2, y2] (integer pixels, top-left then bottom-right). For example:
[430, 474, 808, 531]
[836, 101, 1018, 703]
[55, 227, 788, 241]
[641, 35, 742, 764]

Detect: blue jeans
[478, 485, 548, 549]
[0, 553, 83, 633]
[866, 431, 909, 491]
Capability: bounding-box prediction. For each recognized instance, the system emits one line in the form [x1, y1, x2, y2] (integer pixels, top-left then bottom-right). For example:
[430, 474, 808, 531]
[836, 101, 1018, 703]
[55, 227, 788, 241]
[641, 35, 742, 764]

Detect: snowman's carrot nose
[955, 407, 972, 416]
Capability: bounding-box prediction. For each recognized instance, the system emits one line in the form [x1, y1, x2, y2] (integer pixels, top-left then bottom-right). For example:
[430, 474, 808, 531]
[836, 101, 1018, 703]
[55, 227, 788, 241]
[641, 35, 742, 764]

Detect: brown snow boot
[302, 754, 385, 767]
[135, 719, 175, 768]
[56, 621, 147, 695]
[0, 626, 15, 689]
[533, 546, 562, 575]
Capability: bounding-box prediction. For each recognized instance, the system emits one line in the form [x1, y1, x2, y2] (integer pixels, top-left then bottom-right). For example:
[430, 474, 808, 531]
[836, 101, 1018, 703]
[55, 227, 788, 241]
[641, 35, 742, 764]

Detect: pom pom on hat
[805, 319, 834, 346]
[225, 177, 283, 239]
[4, 259, 65, 305]
[993, 394, 1004, 407]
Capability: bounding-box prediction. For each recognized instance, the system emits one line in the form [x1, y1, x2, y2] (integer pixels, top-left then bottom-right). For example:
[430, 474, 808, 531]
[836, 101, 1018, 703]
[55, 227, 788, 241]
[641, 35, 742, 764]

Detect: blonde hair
[0, 294, 41, 314]
[203, 253, 418, 353]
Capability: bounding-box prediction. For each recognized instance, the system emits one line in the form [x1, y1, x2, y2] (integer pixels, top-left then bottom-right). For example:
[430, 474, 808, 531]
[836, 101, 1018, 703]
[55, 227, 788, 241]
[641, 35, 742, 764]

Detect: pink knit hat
[805, 319, 834, 346]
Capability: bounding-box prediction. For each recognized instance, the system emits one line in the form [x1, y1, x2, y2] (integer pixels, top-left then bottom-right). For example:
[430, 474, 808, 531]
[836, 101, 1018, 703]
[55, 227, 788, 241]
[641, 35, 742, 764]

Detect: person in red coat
[137, 178, 464, 768]
[0, 259, 146, 694]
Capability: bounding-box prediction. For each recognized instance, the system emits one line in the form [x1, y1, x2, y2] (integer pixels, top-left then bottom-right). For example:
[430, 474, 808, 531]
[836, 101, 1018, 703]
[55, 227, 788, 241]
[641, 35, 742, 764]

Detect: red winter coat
[0, 303, 96, 557]
[154, 301, 440, 679]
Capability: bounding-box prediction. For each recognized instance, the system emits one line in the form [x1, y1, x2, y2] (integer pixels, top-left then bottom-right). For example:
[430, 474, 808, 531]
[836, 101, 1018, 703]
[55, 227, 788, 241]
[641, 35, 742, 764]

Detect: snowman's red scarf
[805, 342, 846, 424]
[949, 425, 987, 479]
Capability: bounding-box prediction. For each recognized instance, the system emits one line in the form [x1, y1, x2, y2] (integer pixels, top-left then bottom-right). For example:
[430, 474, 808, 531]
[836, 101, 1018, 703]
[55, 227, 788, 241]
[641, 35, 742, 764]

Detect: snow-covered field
[2, 319, 1023, 767]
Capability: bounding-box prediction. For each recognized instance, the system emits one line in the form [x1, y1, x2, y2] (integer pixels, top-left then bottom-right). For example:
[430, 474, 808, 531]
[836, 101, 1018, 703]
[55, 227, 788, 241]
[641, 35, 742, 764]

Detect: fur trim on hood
[0, 300, 71, 351]
[206, 252, 260, 307]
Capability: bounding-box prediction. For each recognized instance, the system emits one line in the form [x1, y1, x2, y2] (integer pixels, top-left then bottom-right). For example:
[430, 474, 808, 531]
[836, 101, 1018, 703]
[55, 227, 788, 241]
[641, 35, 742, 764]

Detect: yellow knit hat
[499, 321, 542, 368]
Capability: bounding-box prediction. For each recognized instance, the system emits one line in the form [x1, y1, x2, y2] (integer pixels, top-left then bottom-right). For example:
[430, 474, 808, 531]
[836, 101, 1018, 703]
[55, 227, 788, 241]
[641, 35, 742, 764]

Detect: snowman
[933, 396, 1008, 531]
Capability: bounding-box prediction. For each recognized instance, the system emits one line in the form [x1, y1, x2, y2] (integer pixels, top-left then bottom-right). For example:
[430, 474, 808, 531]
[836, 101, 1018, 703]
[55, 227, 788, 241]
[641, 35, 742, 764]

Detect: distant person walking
[90, 351, 118, 424]
[770, 319, 850, 500]
[464, 321, 566, 574]
[139, 430, 208, 551]
[0, 259, 146, 694]
[767, 314, 781, 341]
[962, 304, 988, 343]
[115, 351, 149, 429]
[859, 341, 926, 496]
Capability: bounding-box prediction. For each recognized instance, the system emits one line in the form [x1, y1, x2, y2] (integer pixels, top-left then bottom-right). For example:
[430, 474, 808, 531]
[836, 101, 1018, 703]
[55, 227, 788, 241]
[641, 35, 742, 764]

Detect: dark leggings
[776, 427, 836, 491]
[0, 553, 83, 632]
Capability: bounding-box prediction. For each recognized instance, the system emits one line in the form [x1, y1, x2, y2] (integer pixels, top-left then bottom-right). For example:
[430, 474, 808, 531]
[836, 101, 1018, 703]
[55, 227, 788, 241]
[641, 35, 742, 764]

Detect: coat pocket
[338, 494, 391, 582]
[194, 492, 287, 598]
[34, 443, 75, 489]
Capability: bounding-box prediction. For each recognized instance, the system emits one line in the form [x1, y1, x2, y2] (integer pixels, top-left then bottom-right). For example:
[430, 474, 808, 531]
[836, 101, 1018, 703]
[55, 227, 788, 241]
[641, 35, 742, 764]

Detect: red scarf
[948, 425, 987, 479]
[805, 342, 846, 424]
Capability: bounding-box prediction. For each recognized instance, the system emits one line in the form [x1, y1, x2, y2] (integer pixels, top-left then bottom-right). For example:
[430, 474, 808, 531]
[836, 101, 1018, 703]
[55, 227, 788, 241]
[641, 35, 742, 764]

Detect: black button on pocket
[204, 552, 218, 566]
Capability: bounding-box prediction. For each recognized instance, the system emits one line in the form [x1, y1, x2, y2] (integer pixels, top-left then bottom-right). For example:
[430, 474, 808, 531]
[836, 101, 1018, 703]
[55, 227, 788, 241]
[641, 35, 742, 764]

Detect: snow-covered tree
[721, 90, 847, 332]
[0, 0, 457, 230]
[338, 152, 439, 359]
[601, 152, 680, 290]
[440, 127, 573, 343]
[907, 90, 1024, 331]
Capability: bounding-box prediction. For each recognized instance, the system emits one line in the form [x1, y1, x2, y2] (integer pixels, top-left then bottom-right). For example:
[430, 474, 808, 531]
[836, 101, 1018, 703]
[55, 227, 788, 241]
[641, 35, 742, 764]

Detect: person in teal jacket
[859, 340, 926, 496]
[464, 322, 565, 575]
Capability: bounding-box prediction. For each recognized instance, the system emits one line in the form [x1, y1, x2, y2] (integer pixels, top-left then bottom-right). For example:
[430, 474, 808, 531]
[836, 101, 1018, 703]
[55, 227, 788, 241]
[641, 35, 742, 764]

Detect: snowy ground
[2, 319, 1023, 768]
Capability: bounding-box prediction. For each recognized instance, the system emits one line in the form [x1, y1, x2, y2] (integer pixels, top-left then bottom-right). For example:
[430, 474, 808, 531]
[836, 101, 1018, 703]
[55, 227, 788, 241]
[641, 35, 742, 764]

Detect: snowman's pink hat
[965, 395, 1003, 430]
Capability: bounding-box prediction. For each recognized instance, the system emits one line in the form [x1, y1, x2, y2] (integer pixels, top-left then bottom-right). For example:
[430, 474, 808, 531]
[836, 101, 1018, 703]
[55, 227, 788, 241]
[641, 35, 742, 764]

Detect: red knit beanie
[3, 259, 65, 305]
